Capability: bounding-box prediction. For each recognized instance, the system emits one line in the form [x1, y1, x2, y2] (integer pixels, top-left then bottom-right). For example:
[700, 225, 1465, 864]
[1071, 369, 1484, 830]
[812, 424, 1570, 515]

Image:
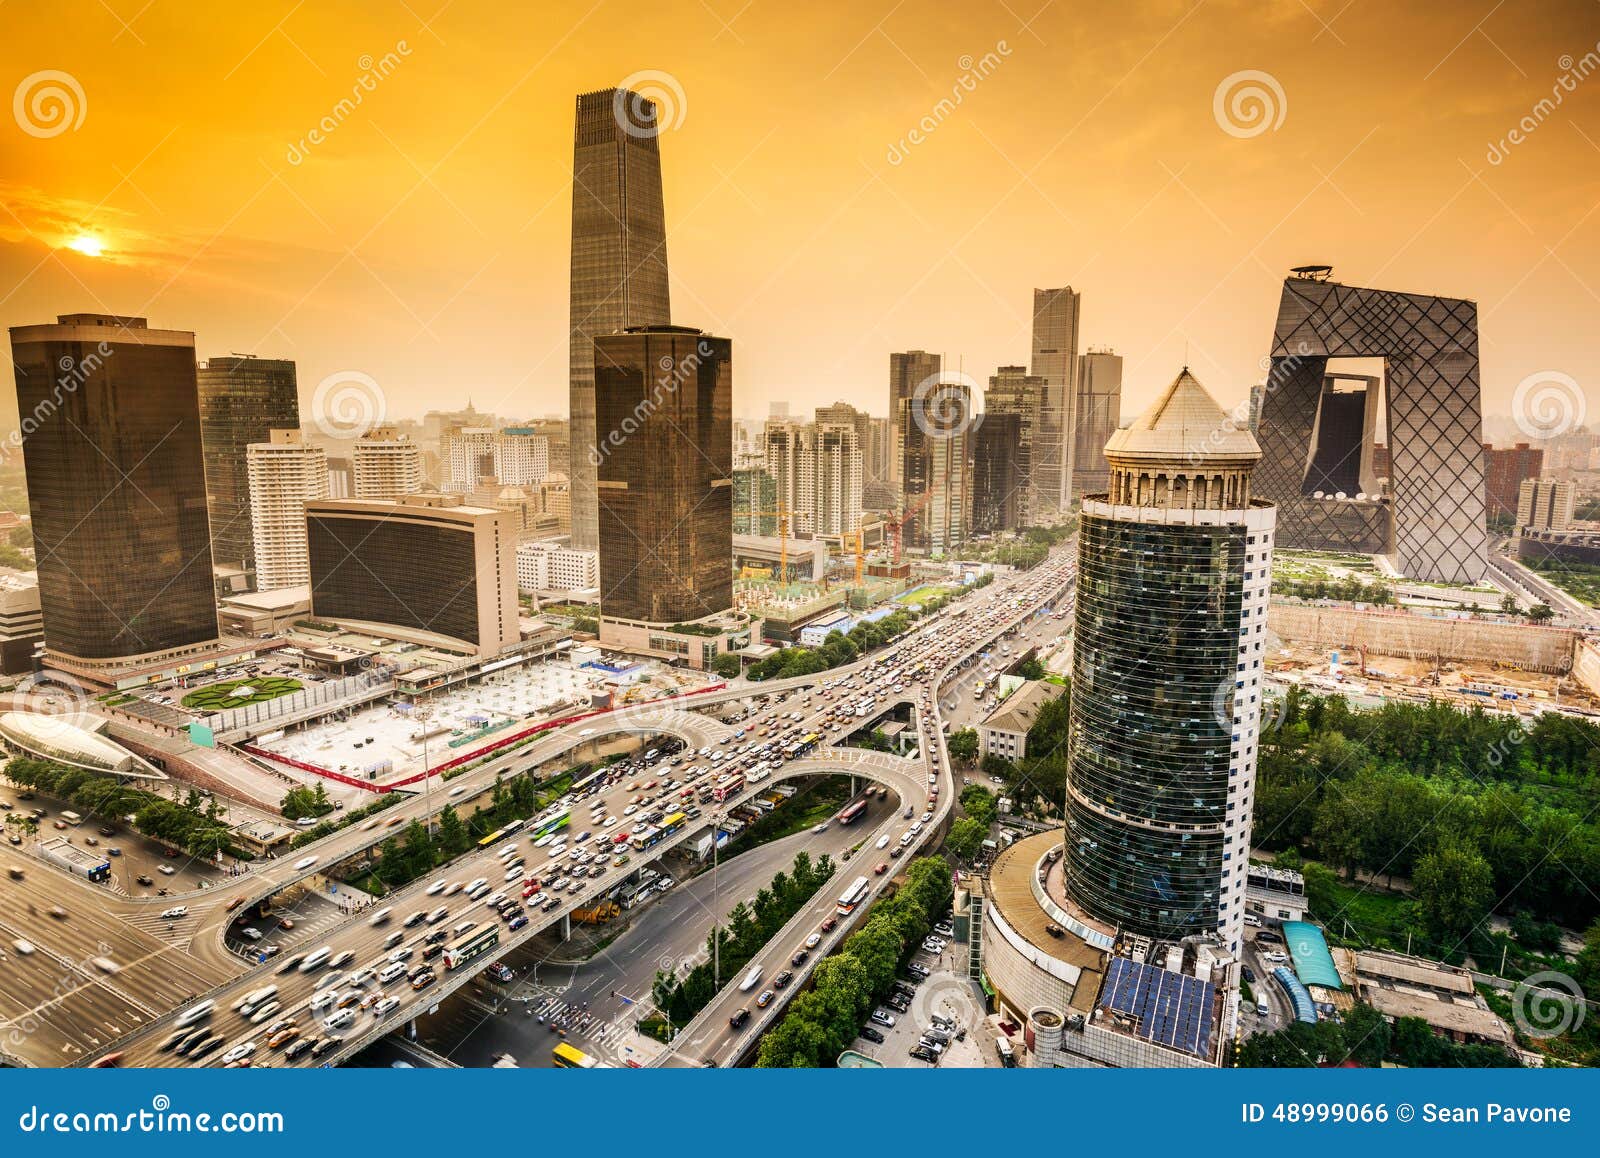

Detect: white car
[221, 1041, 257, 1065]
[425, 880, 447, 896]
[314, 971, 345, 992]
[465, 877, 488, 893]
[373, 996, 401, 1017]
[310, 990, 339, 1013]
[323, 1009, 356, 1032]
[448, 785, 466, 797]
[160, 906, 188, 920]
[293, 856, 318, 871]
[875, 835, 890, 849]
[369, 907, 394, 926]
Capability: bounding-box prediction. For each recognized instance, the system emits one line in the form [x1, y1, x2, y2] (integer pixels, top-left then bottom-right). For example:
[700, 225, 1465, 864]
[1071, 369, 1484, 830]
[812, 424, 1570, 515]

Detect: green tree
[710, 653, 743, 679]
[1527, 602, 1555, 623]
[436, 804, 469, 856]
[946, 729, 979, 764]
[945, 816, 987, 861]
[1413, 837, 1494, 942]
[959, 784, 998, 827]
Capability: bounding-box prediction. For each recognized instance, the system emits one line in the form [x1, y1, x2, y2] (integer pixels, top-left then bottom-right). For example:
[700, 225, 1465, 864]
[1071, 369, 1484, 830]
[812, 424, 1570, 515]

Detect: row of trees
[1256, 689, 1600, 951]
[280, 782, 334, 820]
[968, 522, 1078, 571]
[755, 855, 953, 1066]
[3, 756, 238, 859]
[651, 851, 835, 1026]
[945, 783, 1001, 860]
[1274, 575, 1394, 605]
[1235, 1007, 1518, 1068]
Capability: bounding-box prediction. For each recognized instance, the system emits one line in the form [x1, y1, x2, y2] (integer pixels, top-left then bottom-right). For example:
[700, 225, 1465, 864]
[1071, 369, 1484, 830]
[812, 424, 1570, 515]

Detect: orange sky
[2, 0, 1598, 432]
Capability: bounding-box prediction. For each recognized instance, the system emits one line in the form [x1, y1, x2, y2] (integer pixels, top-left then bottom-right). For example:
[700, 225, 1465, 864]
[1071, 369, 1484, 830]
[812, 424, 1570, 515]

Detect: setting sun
[64, 233, 104, 258]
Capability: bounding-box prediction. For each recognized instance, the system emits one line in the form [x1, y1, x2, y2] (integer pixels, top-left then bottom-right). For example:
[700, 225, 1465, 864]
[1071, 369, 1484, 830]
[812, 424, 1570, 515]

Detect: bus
[629, 825, 663, 852]
[837, 799, 868, 826]
[798, 733, 822, 755]
[571, 769, 606, 795]
[530, 809, 571, 840]
[836, 875, 871, 916]
[552, 1042, 615, 1068]
[477, 824, 518, 849]
[712, 774, 744, 803]
[443, 925, 500, 971]
[659, 811, 687, 839]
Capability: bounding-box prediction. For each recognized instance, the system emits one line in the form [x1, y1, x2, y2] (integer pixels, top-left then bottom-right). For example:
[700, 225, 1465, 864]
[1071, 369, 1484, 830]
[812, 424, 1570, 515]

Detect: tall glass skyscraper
[197, 354, 300, 572]
[594, 325, 731, 625]
[1065, 369, 1274, 954]
[569, 87, 673, 551]
[1029, 285, 1080, 511]
[8, 314, 219, 667]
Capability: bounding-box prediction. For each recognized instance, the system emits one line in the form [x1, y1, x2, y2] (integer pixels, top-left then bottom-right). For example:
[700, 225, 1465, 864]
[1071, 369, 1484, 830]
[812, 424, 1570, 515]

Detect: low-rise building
[515, 541, 599, 595]
[977, 679, 1066, 761]
[0, 568, 43, 674]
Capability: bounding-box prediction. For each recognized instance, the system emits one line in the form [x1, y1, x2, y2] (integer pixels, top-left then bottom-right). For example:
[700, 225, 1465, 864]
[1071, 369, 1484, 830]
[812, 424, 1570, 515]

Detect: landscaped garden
[180, 675, 304, 711]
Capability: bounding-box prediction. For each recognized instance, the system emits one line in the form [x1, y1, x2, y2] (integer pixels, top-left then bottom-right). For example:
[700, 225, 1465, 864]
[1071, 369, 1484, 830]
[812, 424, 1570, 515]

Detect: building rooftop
[1104, 368, 1260, 463]
[978, 679, 1065, 735]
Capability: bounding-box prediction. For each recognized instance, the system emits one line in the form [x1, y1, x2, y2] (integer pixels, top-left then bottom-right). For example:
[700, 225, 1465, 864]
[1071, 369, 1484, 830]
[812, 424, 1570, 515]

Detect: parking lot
[841, 913, 993, 1067]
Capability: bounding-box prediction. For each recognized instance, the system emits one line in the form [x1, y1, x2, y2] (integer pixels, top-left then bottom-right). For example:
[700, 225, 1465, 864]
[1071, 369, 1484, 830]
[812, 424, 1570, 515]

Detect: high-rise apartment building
[733, 467, 779, 536]
[1484, 442, 1543, 523]
[594, 326, 731, 626]
[196, 355, 300, 571]
[888, 351, 942, 492]
[762, 416, 863, 537]
[569, 88, 673, 551]
[985, 364, 1047, 527]
[1518, 477, 1574, 530]
[8, 314, 219, 673]
[1066, 369, 1273, 955]
[1030, 286, 1081, 511]
[495, 427, 550, 486]
[352, 428, 423, 500]
[1074, 348, 1123, 498]
[445, 426, 498, 491]
[900, 380, 972, 555]
[246, 429, 329, 591]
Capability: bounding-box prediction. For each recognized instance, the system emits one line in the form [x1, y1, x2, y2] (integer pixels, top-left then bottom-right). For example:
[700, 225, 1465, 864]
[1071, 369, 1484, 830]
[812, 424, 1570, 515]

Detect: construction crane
[886, 489, 937, 567]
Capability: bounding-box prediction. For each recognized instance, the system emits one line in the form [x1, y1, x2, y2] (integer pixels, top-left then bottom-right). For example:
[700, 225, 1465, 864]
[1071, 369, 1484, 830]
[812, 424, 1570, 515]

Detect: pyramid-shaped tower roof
[1103, 368, 1260, 467]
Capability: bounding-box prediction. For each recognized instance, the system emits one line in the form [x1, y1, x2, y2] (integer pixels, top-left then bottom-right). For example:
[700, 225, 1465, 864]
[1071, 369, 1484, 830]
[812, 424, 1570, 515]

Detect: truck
[40, 838, 110, 882]
[995, 1036, 1016, 1067]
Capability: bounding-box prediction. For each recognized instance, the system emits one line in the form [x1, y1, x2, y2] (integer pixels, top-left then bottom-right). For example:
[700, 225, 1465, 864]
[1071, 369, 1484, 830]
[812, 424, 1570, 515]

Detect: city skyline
[3, 1, 1598, 440]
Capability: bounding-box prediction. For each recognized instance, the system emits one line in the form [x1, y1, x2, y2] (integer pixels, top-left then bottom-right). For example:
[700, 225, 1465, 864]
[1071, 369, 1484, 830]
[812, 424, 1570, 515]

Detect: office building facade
[8, 314, 220, 669]
[1518, 477, 1573, 531]
[305, 493, 519, 656]
[196, 355, 300, 571]
[888, 350, 942, 491]
[985, 364, 1047, 527]
[594, 325, 732, 626]
[352, 428, 423, 499]
[1066, 369, 1273, 955]
[762, 416, 863, 537]
[247, 429, 328, 592]
[972, 411, 1024, 534]
[900, 380, 972, 555]
[1253, 272, 1487, 582]
[1484, 442, 1543, 524]
[1030, 286, 1081, 511]
[1074, 348, 1123, 498]
[569, 87, 673, 551]
[495, 427, 551, 486]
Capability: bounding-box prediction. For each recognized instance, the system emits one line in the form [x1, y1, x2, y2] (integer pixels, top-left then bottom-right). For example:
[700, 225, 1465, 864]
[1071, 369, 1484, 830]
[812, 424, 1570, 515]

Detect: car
[874, 862, 888, 876]
[870, 1009, 896, 1027]
[860, 1025, 885, 1044]
[411, 971, 436, 991]
[1242, 966, 1256, 983]
[790, 948, 809, 967]
[804, 932, 822, 949]
[729, 1008, 750, 1029]
[773, 969, 794, 989]
[310, 1036, 338, 1058]
[425, 906, 449, 924]
[426, 880, 447, 896]
[907, 963, 931, 979]
[465, 877, 488, 893]
[756, 988, 775, 1008]
[284, 1038, 315, 1061]
[422, 943, 444, 961]
[890, 845, 904, 859]
[820, 916, 838, 933]
[267, 1026, 301, 1049]
[875, 835, 890, 849]
[322, 1008, 356, 1032]
[373, 996, 401, 1017]
[157, 864, 176, 875]
[160, 906, 188, 920]
[1263, 951, 1290, 963]
[293, 856, 318, 870]
[221, 1041, 257, 1065]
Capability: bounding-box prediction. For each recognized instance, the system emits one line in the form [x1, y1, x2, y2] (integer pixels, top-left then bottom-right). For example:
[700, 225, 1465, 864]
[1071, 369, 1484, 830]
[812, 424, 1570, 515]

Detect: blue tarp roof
[1272, 966, 1319, 1024]
[1281, 920, 1343, 990]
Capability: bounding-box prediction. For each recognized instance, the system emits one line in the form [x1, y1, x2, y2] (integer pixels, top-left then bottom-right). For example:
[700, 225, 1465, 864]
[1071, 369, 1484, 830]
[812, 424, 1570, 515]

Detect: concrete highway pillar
[407, 1019, 417, 1040]
[562, 913, 571, 941]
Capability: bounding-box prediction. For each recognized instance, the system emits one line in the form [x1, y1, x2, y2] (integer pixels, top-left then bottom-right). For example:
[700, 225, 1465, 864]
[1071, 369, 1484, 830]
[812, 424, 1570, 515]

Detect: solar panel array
[1099, 956, 1216, 1057]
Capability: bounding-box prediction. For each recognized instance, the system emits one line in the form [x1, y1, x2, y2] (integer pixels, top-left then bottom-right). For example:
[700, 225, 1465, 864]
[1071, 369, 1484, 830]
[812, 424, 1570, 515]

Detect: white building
[445, 426, 498, 491]
[247, 428, 329, 592]
[515, 540, 599, 594]
[352, 428, 423, 499]
[762, 416, 863, 537]
[495, 428, 550, 486]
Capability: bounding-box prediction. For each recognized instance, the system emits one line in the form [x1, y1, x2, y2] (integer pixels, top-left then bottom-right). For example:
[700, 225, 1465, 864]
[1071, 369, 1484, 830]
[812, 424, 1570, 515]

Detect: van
[1256, 1000, 1270, 1018]
[378, 961, 408, 984]
[739, 964, 763, 992]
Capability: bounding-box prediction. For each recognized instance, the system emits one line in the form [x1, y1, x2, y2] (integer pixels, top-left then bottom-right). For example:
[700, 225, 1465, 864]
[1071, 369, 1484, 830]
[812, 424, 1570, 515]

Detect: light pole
[416, 700, 436, 837]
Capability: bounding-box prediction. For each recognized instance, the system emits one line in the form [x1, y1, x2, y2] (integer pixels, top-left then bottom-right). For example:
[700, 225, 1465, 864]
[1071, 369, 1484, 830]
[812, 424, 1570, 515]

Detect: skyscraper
[1073, 348, 1123, 498]
[1253, 270, 1487, 583]
[971, 411, 1023, 534]
[569, 87, 673, 551]
[8, 314, 219, 670]
[247, 428, 328, 591]
[352, 428, 423, 500]
[196, 354, 300, 571]
[444, 426, 498, 492]
[1030, 286, 1081, 511]
[888, 350, 941, 493]
[762, 415, 863, 537]
[1065, 369, 1273, 955]
[594, 325, 731, 625]
[900, 380, 973, 555]
[985, 364, 1047, 527]
[1483, 442, 1543, 524]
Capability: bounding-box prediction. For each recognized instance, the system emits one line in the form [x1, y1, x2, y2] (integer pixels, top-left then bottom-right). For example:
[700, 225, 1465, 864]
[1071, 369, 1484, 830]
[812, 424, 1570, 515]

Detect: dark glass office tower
[594, 326, 731, 624]
[569, 88, 673, 551]
[971, 411, 1022, 533]
[888, 351, 941, 493]
[8, 314, 219, 662]
[197, 355, 300, 571]
[1065, 369, 1273, 954]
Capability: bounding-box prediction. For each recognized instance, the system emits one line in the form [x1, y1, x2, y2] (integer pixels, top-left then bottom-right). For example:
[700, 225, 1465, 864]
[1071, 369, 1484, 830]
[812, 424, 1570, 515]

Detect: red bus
[712, 774, 744, 803]
[837, 800, 868, 825]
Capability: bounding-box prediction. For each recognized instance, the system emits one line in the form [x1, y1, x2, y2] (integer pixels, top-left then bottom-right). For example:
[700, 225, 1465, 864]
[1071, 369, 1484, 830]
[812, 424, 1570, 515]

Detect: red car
[819, 916, 838, 933]
[874, 863, 888, 875]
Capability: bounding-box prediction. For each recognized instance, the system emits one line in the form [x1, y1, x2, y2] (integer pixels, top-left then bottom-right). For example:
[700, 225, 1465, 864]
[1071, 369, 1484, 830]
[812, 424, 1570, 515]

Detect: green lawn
[180, 676, 304, 711]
